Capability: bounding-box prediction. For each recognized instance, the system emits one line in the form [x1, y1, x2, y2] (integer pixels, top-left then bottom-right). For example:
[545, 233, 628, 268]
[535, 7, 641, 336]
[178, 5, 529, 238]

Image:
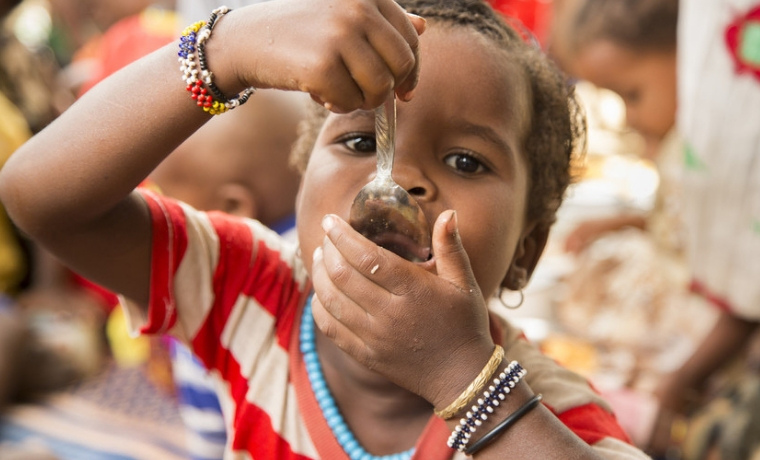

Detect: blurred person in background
[549, 0, 680, 256]
[655, 1, 760, 459]
[546, 1, 710, 452]
[0, 0, 64, 132]
[549, 0, 760, 458]
[0, 2, 83, 459]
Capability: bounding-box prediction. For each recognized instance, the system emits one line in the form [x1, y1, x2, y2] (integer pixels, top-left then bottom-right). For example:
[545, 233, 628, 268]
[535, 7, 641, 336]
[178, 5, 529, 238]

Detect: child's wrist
[427, 341, 499, 414]
[443, 360, 535, 454]
[199, 8, 257, 97]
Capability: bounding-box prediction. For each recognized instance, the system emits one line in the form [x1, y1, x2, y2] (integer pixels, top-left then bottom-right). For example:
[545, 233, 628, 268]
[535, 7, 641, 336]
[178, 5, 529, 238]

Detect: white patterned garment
[677, 0, 760, 319]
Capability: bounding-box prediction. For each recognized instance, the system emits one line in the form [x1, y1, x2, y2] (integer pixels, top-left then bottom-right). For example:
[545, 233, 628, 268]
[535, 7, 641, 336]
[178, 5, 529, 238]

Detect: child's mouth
[371, 232, 432, 263]
[351, 218, 432, 263]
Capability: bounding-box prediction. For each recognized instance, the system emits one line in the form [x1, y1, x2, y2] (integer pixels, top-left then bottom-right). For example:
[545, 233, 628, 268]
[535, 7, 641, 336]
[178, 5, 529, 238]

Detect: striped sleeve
[124, 189, 308, 355]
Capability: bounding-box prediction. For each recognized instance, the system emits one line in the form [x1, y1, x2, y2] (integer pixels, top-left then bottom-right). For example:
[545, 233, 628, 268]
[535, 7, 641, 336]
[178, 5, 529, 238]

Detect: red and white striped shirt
[122, 189, 649, 459]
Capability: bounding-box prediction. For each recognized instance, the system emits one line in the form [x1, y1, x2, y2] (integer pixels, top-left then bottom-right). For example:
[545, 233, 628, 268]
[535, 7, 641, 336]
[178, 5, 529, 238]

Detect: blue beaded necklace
[300, 297, 415, 460]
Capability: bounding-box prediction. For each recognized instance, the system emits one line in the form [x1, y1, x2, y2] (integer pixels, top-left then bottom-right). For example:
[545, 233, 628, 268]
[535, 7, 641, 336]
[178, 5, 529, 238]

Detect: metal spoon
[348, 94, 431, 263]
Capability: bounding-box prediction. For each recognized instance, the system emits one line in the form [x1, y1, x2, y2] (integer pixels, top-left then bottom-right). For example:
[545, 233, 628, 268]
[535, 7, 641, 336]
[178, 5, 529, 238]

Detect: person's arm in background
[648, 310, 759, 454]
[564, 213, 647, 254]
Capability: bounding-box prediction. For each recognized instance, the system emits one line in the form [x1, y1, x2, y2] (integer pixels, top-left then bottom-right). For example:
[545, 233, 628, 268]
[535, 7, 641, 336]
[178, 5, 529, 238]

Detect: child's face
[570, 40, 677, 149]
[296, 26, 534, 299]
[150, 91, 303, 224]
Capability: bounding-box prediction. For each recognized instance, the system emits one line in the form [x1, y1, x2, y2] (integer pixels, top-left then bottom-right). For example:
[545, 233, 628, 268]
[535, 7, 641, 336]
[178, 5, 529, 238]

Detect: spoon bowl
[348, 96, 431, 262]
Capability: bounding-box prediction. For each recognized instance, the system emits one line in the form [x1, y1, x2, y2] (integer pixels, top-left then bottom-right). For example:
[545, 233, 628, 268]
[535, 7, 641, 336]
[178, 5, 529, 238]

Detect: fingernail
[406, 13, 427, 32]
[322, 214, 335, 232]
[400, 89, 415, 102]
[323, 102, 334, 111]
[446, 210, 458, 235]
[313, 246, 323, 263]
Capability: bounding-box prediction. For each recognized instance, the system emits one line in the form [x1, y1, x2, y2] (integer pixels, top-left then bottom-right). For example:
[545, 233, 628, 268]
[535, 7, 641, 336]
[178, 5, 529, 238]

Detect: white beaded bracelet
[447, 361, 527, 452]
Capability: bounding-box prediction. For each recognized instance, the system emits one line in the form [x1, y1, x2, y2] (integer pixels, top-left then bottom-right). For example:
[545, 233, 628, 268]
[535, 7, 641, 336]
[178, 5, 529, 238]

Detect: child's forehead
[416, 27, 532, 137]
[420, 25, 527, 87]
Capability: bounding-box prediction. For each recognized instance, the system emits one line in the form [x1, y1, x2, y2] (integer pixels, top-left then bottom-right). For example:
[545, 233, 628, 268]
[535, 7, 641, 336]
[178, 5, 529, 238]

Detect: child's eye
[444, 152, 488, 174]
[340, 134, 376, 154]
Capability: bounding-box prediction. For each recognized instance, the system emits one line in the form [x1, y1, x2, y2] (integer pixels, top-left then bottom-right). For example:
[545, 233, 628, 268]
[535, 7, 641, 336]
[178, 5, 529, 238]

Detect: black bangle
[464, 393, 543, 456]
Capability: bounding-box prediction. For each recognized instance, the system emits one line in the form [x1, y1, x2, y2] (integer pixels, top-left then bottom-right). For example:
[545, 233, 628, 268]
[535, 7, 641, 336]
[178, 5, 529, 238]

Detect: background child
[546, 0, 693, 454]
[545, 0, 695, 376]
[0, 0, 649, 458]
[549, 0, 760, 458]
[547, 0, 680, 253]
[659, 0, 760, 458]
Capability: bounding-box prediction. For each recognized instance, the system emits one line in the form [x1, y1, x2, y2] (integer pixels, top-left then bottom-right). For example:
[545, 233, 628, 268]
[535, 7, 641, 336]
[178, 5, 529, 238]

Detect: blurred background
[0, 0, 756, 459]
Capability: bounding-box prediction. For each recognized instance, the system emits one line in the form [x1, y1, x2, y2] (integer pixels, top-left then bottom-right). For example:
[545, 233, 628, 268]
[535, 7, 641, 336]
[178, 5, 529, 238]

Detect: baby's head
[150, 89, 307, 226]
[291, 0, 584, 299]
[549, 0, 678, 149]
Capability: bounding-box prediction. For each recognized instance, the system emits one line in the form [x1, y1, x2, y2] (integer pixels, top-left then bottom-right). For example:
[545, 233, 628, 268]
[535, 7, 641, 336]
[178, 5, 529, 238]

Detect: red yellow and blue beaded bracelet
[178, 7, 255, 115]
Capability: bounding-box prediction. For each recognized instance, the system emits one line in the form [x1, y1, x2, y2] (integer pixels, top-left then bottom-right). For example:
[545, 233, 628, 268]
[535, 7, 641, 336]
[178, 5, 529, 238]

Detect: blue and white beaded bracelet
[447, 361, 527, 452]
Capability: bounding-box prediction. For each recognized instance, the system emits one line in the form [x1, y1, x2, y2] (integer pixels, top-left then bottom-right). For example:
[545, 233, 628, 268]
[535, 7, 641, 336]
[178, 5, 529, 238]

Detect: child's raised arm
[0, 0, 423, 306]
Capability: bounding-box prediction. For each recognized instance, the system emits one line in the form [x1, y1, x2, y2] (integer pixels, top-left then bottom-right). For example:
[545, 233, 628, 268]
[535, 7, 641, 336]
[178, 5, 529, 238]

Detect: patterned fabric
[169, 340, 228, 460]
[677, 0, 760, 320]
[121, 189, 650, 459]
[0, 362, 189, 460]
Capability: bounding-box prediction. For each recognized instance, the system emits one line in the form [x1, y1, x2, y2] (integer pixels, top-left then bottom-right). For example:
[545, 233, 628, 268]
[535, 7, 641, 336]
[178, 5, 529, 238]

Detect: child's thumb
[432, 210, 475, 289]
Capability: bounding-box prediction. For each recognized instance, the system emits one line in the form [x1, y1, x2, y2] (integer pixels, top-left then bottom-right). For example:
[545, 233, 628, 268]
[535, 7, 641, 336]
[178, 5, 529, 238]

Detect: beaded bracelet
[447, 361, 526, 452]
[463, 394, 543, 456]
[178, 6, 255, 115]
[434, 345, 505, 420]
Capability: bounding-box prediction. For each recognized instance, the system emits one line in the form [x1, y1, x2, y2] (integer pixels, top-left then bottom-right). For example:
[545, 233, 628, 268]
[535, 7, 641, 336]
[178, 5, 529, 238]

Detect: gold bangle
[434, 345, 505, 420]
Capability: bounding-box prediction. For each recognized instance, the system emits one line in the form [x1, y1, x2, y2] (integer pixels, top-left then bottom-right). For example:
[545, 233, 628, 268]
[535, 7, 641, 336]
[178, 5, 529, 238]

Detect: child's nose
[391, 160, 436, 203]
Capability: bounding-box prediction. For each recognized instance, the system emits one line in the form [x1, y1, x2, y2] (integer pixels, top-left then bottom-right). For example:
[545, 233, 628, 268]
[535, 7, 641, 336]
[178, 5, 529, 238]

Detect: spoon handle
[374, 94, 395, 177]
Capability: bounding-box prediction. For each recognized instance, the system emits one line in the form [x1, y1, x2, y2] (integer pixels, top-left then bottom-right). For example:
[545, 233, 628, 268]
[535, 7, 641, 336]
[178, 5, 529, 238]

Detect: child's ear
[216, 183, 258, 219]
[502, 222, 550, 290]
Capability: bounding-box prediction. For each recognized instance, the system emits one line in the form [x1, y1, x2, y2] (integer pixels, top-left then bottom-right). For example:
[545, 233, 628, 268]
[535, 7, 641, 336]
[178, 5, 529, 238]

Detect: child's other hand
[213, 0, 425, 112]
[311, 211, 494, 406]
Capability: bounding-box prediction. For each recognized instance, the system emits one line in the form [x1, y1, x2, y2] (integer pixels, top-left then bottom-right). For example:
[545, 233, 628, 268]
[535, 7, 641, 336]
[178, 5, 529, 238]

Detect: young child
[547, 0, 677, 160]
[547, 0, 680, 255]
[0, 0, 650, 458]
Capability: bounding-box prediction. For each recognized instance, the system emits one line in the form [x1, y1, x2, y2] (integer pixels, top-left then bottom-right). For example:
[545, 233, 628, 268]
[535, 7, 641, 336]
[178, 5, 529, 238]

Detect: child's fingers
[310, 291, 367, 356]
[310, 247, 375, 358]
[338, 39, 399, 110]
[318, 234, 392, 311]
[406, 13, 428, 35]
[368, 2, 423, 103]
[319, 214, 426, 301]
[222, 0, 421, 111]
[304, 54, 369, 113]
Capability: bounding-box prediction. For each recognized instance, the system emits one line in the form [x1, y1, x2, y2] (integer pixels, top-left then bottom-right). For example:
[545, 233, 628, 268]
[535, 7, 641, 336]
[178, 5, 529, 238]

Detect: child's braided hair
[291, 0, 585, 229]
